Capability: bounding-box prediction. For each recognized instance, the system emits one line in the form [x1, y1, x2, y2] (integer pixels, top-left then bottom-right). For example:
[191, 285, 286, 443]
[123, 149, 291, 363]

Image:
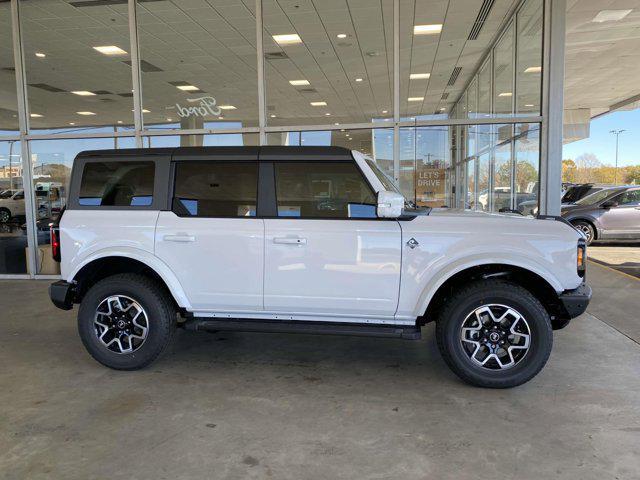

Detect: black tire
[0, 207, 10, 223]
[571, 220, 595, 245]
[77, 273, 176, 370]
[436, 280, 553, 388]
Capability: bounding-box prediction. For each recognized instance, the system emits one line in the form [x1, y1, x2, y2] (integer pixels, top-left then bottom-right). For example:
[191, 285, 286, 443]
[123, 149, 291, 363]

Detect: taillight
[577, 239, 586, 277]
[50, 225, 61, 262]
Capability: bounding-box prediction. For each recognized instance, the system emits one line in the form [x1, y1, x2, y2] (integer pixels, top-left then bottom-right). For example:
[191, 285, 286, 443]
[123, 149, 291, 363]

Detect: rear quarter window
[79, 161, 155, 207]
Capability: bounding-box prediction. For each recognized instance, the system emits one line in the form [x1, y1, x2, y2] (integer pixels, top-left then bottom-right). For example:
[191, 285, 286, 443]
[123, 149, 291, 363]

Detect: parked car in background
[561, 183, 611, 205]
[49, 146, 590, 389]
[561, 185, 640, 245]
[0, 189, 25, 223]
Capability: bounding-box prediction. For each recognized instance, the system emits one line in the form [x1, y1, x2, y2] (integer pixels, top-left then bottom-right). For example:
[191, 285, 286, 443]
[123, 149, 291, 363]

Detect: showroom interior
[0, 0, 632, 278]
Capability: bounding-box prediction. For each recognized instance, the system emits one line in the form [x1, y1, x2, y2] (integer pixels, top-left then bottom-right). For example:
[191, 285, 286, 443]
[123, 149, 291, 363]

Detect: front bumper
[558, 282, 592, 319]
[49, 280, 74, 310]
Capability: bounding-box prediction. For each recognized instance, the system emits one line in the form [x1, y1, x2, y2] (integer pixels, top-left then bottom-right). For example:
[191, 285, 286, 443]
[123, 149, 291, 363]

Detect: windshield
[575, 188, 620, 206]
[0, 190, 14, 199]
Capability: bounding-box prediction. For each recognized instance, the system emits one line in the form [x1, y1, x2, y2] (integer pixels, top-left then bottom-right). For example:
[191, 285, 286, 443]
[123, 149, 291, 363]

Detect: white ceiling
[1, 0, 638, 132]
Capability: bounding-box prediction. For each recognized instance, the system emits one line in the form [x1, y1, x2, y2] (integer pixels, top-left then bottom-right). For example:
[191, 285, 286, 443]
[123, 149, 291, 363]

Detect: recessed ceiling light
[272, 34, 302, 45]
[325, 112, 331, 116]
[408, 97, 424, 102]
[334, 122, 339, 125]
[337, 33, 347, 39]
[270, 114, 276, 118]
[176, 85, 199, 91]
[525, 104, 535, 107]
[498, 92, 513, 97]
[289, 79, 310, 86]
[166, 118, 172, 121]
[219, 116, 224, 119]
[310, 101, 327, 106]
[592, 9, 632, 23]
[355, 78, 363, 82]
[93, 45, 128, 55]
[142, 109, 150, 113]
[117, 120, 123, 123]
[30, 113, 43, 118]
[440, 107, 446, 111]
[413, 24, 443, 35]
[524, 66, 542, 73]
[218, 105, 236, 110]
[382, 110, 388, 114]
[71, 90, 96, 96]
[410, 73, 431, 79]
[35, 52, 46, 58]
[69, 122, 75, 125]
[76, 111, 96, 116]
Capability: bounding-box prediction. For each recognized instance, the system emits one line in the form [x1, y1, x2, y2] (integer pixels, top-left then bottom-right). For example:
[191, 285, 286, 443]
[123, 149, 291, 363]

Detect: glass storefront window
[493, 24, 514, 116]
[263, 0, 393, 126]
[492, 125, 513, 212]
[20, 0, 134, 133]
[0, 141, 26, 274]
[137, 0, 259, 131]
[515, 123, 540, 214]
[516, 0, 543, 116]
[144, 133, 260, 148]
[400, 126, 451, 207]
[0, 3, 19, 135]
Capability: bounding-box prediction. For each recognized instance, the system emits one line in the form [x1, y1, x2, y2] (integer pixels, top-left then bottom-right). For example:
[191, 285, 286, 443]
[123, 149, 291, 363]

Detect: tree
[562, 159, 577, 183]
[624, 166, 640, 184]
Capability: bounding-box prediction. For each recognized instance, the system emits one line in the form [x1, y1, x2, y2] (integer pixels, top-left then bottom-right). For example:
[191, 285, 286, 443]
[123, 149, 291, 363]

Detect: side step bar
[182, 318, 422, 340]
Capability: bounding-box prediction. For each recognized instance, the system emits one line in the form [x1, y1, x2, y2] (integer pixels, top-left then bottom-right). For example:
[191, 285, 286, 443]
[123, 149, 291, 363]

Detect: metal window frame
[0, 0, 560, 280]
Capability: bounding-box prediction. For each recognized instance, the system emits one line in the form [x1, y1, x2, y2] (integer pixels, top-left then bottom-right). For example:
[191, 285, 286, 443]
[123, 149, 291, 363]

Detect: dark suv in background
[561, 186, 640, 244]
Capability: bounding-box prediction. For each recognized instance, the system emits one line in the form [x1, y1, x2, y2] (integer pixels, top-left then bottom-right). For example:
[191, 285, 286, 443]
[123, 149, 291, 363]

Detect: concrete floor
[1, 265, 640, 480]
[589, 242, 640, 279]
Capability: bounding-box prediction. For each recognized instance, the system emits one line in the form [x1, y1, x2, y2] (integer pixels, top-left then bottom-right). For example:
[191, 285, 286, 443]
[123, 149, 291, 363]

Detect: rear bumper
[49, 280, 74, 310]
[558, 282, 592, 319]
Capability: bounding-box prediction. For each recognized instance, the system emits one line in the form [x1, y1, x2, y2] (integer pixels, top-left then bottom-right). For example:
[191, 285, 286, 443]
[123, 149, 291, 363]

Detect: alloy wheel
[460, 304, 531, 370]
[94, 295, 149, 354]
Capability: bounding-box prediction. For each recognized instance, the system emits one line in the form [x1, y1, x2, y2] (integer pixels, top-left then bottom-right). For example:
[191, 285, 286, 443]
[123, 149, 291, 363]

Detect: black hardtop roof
[75, 145, 354, 161]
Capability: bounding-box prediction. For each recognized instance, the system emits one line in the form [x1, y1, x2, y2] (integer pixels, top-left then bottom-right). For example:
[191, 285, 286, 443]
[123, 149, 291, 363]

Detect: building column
[539, 0, 566, 216]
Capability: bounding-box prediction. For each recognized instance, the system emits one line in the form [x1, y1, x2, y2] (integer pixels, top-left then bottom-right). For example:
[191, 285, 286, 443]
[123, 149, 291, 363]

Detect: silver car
[561, 186, 640, 245]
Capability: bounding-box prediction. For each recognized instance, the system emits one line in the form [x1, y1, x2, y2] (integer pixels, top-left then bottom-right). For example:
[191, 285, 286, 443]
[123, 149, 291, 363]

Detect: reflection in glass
[493, 24, 514, 116]
[0, 142, 26, 273]
[137, 0, 259, 131]
[515, 123, 540, 214]
[0, 3, 18, 134]
[516, 0, 543, 115]
[21, 0, 134, 132]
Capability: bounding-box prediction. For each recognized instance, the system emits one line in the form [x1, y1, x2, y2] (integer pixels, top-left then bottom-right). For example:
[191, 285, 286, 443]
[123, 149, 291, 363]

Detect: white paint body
[60, 153, 583, 326]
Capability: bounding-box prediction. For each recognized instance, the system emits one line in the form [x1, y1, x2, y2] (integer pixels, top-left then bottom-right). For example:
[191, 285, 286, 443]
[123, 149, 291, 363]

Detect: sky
[563, 108, 640, 167]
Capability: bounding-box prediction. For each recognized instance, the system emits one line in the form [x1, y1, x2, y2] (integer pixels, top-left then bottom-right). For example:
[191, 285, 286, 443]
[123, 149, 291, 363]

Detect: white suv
[49, 146, 591, 388]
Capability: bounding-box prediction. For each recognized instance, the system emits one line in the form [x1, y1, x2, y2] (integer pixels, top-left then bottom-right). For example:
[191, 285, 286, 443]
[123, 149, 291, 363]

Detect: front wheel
[78, 273, 176, 370]
[0, 208, 10, 223]
[436, 280, 553, 388]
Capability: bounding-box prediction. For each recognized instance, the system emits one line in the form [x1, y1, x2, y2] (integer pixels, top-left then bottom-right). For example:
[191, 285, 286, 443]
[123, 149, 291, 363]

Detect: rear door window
[79, 161, 155, 206]
[172, 161, 258, 217]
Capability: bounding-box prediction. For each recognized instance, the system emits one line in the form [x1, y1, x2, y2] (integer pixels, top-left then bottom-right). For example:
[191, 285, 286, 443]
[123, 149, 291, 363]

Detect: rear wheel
[571, 220, 595, 245]
[77, 273, 176, 370]
[436, 280, 553, 388]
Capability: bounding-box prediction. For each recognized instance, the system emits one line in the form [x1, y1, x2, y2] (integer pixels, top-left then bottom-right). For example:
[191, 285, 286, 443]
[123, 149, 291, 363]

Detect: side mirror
[601, 200, 618, 209]
[377, 190, 404, 218]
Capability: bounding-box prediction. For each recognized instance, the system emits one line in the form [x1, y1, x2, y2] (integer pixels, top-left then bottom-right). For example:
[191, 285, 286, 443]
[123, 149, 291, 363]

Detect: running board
[182, 318, 422, 340]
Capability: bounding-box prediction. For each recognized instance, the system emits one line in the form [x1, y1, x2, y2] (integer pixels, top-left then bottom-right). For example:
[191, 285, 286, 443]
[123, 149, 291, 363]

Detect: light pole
[609, 129, 626, 185]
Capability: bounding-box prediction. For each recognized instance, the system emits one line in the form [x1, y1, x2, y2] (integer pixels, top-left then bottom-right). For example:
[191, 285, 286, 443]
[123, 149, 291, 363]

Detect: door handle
[163, 233, 196, 243]
[273, 236, 307, 245]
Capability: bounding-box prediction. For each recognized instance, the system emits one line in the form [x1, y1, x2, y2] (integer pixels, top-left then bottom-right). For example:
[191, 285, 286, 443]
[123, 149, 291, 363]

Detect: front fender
[411, 254, 564, 319]
[67, 247, 192, 310]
